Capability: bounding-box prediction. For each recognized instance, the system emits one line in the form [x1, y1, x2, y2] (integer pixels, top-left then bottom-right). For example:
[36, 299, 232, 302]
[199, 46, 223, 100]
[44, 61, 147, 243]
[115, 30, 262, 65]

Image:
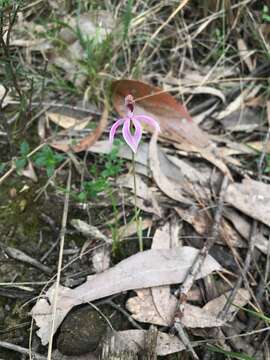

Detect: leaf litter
[2, 3, 270, 359]
[27, 76, 270, 356]
[32, 246, 221, 345]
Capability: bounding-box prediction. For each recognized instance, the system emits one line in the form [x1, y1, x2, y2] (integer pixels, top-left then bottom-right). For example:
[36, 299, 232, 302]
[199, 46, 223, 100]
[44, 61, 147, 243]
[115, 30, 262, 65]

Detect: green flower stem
[132, 152, 143, 251]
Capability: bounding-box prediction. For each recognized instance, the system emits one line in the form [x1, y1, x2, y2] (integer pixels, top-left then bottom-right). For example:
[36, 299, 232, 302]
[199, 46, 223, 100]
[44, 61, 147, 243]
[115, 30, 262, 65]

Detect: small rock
[57, 306, 107, 355]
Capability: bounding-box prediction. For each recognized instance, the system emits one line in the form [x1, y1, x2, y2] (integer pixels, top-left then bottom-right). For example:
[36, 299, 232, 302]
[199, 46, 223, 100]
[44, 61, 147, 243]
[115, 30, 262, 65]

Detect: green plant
[262, 5, 270, 22]
[264, 154, 270, 173]
[0, 162, 6, 174]
[77, 141, 124, 201]
[15, 140, 30, 172]
[34, 145, 65, 177]
[122, 0, 133, 40]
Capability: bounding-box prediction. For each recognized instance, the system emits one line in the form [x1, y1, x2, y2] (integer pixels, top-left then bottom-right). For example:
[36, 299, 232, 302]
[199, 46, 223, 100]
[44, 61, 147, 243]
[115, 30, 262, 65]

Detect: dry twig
[172, 175, 230, 359]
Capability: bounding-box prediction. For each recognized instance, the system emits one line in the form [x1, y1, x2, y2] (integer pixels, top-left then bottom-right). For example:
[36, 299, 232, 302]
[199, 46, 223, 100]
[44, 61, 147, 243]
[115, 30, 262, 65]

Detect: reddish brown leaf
[112, 79, 209, 147]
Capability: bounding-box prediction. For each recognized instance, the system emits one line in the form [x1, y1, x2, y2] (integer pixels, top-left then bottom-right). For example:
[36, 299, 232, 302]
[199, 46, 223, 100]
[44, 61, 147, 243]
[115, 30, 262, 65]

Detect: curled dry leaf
[71, 219, 111, 244]
[51, 105, 108, 153]
[21, 161, 38, 182]
[31, 246, 221, 345]
[47, 112, 91, 130]
[225, 179, 270, 227]
[112, 79, 210, 147]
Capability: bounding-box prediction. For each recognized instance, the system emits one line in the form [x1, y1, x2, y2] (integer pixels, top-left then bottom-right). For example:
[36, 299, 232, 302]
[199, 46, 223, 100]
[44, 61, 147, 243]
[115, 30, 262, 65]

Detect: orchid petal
[133, 115, 161, 132]
[109, 118, 125, 144]
[122, 117, 142, 153]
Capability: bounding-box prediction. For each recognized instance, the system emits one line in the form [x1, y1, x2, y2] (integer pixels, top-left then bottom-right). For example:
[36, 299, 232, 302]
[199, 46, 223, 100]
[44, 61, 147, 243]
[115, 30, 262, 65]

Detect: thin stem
[132, 152, 143, 251]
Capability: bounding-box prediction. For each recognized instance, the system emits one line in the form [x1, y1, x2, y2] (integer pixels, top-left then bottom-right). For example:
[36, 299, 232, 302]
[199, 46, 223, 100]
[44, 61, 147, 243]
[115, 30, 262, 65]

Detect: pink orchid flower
[109, 94, 160, 153]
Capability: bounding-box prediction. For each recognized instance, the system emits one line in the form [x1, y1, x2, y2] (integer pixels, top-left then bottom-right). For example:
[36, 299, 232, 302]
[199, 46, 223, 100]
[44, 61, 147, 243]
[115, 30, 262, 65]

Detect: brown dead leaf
[51, 106, 108, 153]
[112, 79, 210, 147]
[225, 179, 270, 227]
[32, 247, 221, 345]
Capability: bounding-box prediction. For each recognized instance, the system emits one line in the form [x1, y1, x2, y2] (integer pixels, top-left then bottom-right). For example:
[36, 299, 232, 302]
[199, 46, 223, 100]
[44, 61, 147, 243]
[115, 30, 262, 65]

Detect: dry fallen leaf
[118, 218, 152, 239]
[47, 112, 91, 130]
[110, 330, 185, 356]
[71, 219, 111, 244]
[225, 179, 270, 227]
[126, 288, 250, 328]
[31, 246, 221, 345]
[112, 79, 210, 147]
[92, 247, 110, 273]
[224, 208, 270, 255]
[149, 132, 192, 205]
[21, 161, 38, 182]
[51, 106, 108, 153]
[175, 207, 246, 249]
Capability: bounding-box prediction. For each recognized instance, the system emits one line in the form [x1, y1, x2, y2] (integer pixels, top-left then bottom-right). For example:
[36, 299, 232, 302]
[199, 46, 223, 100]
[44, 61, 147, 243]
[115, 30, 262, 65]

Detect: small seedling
[34, 145, 65, 177]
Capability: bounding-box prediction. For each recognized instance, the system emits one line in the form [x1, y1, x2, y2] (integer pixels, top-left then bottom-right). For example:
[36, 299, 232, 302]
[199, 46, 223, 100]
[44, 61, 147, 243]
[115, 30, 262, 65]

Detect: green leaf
[77, 192, 87, 202]
[20, 141, 30, 157]
[34, 156, 46, 167]
[15, 158, 27, 171]
[0, 163, 6, 174]
[46, 165, 55, 177]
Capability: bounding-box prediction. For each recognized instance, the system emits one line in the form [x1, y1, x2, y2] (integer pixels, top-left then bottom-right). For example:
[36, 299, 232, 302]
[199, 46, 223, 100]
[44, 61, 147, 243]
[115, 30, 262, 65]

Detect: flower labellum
[109, 94, 160, 153]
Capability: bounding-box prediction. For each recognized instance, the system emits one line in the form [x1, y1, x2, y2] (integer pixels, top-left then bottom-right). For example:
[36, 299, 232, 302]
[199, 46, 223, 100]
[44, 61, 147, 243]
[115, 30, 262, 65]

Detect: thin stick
[0, 340, 46, 360]
[47, 166, 71, 360]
